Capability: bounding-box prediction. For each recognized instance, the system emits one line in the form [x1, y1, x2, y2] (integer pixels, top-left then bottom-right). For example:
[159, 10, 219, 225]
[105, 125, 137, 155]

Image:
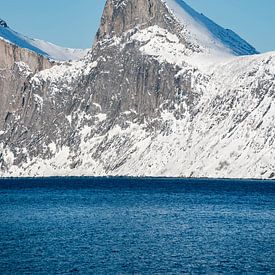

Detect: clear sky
[1, 0, 274, 53]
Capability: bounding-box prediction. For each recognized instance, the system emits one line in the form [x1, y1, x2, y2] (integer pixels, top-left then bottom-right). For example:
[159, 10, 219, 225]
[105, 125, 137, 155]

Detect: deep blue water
[0, 177, 274, 274]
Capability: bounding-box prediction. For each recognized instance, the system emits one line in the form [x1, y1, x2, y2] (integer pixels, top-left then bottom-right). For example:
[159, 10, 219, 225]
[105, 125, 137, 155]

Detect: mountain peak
[95, 0, 178, 42]
[0, 19, 8, 28]
[96, 0, 257, 57]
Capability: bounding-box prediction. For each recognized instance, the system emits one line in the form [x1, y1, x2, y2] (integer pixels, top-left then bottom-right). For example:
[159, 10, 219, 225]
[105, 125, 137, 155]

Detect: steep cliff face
[0, 39, 53, 72]
[96, 0, 183, 41]
[0, 0, 274, 178]
[0, 39, 54, 130]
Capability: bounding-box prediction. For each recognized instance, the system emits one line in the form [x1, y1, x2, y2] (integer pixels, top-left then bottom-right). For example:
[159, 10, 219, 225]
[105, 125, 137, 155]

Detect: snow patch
[131, 25, 235, 73]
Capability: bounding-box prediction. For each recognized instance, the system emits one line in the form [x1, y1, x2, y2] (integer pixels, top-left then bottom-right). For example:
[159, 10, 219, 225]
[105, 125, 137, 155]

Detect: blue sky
[1, 0, 274, 53]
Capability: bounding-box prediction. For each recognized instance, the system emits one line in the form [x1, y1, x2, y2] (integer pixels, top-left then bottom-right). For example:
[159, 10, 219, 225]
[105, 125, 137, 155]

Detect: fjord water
[0, 177, 274, 274]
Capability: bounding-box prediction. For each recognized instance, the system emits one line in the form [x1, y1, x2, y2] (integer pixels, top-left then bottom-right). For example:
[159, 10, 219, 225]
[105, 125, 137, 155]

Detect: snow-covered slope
[163, 0, 258, 56]
[0, 19, 89, 61]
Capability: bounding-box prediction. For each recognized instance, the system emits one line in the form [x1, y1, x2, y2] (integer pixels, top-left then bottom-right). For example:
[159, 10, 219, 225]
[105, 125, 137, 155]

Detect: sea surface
[0, 177, 274, 274]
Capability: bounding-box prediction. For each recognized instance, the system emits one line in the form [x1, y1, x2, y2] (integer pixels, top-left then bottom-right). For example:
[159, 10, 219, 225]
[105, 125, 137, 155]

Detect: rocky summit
[0, 19, 8, 28]
[0, 0, 274, 178]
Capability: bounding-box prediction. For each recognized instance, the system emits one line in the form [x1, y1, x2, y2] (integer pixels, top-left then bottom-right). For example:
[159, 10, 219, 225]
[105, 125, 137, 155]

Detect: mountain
[0, 19, 89, 61]
[0, 0, 274, 179]
[163, 0, 258, 56]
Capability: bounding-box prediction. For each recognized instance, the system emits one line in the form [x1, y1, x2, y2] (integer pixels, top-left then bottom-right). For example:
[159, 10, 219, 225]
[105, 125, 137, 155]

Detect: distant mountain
[0, 19, 89, 61]
[0, 0, 274, 179]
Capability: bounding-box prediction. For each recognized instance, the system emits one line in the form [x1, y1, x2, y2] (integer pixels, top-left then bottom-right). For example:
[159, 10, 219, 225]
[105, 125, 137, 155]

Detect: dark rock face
[0, 19, 7, 28]
[97, 0, 170, 40]
[0, 39, 54, 130]
[96, 0, 190, 47]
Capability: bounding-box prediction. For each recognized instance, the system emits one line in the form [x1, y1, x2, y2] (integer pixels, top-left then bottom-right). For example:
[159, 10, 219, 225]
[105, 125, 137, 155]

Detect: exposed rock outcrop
[0, 19, 7, 28]
[96, 0, 184, 41]
[0, 39, 53, 72]
[0, 39, 54, 129]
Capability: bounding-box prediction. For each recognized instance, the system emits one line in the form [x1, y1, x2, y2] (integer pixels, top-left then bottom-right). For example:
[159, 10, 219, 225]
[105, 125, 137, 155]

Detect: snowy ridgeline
[163, 0, 258, 56]
[0, 0, 274, 179]
[0, 19, 89, 61]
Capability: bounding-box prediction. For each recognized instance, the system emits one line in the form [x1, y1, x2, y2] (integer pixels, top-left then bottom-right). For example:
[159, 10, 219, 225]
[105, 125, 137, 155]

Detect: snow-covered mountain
[0, 19, 89, 61]
[164, 0, 258, 56]
[0, 0, 274, 179]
